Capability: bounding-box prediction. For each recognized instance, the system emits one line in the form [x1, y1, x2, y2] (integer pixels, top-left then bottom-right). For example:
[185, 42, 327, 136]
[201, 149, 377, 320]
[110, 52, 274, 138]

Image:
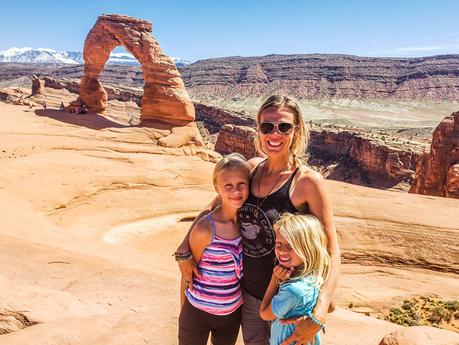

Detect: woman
[176, 95, 340, 345]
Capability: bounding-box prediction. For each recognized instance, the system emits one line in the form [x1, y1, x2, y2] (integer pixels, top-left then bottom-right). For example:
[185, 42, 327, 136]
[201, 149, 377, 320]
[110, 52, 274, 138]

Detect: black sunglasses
[258, 122, 295, 135]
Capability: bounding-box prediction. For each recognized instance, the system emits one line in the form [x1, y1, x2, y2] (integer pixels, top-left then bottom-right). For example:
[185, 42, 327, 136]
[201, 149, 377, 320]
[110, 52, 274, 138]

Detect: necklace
[255, 160, 290, 218]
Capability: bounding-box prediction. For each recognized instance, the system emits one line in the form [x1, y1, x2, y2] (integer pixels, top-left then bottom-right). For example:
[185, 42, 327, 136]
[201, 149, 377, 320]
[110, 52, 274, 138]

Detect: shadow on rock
[34, 109, 127, 130]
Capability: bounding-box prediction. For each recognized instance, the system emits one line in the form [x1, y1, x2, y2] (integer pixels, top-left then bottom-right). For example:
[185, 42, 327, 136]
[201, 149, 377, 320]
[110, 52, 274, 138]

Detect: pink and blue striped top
[186, 215, 243, 315]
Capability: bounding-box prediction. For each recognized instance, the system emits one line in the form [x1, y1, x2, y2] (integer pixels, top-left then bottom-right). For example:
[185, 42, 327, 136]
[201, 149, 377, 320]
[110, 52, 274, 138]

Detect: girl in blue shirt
[259, 213, 330, 345]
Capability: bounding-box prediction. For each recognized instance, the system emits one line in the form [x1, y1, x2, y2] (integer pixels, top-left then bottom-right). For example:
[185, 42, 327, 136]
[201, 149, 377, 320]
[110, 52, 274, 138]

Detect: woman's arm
[259, 274, 279, 321]
[282, 171, 340, 345]
[305, 172, 340, 319]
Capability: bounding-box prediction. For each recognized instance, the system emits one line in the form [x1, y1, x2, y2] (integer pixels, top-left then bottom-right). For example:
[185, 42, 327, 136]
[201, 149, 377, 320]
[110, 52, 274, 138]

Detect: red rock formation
[31, 75, 44, 95]
[410, 111, 459, 198]
[215, 125, 257, 159]
[309, 128, 422, 184]
[80, 14, 194, 122]
[445, 163, 459, 197]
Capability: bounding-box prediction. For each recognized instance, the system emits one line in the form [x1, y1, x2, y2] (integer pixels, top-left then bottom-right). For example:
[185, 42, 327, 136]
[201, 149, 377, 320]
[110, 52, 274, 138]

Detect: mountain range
[0, 47, 191, 66]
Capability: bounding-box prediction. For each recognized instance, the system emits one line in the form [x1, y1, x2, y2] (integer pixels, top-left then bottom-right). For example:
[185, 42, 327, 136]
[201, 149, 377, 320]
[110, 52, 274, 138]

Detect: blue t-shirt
[270, 276, 320, 345]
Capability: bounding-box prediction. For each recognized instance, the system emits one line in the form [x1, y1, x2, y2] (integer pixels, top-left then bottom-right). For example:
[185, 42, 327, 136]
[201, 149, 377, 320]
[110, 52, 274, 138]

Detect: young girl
[259, 213, 330, 345]
[178, 153, 250, 345]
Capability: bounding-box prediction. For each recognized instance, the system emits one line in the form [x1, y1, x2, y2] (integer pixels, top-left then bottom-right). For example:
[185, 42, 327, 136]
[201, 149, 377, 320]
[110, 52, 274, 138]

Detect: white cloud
[393, 43, 459, 53]
[394, 45, 445, 52]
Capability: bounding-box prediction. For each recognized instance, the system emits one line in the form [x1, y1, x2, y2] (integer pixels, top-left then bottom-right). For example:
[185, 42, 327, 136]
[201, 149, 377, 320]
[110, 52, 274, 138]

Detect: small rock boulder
[378, 326, 459, 345]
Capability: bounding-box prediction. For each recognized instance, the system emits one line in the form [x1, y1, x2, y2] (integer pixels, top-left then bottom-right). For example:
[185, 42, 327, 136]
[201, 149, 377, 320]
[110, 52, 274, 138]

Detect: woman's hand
[273, 264, 294, 283]
[178, 258, 201, 290]
[280, 316, 322, 345]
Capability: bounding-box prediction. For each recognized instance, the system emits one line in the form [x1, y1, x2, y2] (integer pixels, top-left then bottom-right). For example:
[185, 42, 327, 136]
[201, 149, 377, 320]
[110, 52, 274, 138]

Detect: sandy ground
[0, 100, 458, 344]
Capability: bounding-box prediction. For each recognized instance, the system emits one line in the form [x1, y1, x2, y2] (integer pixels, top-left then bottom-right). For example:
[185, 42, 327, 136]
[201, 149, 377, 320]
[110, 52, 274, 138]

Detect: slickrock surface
[378, 326, 459, 345]
[79, 14, 194, 122]
[410, 111, 459, 198]
[0, 101, 458, 344]
[15, 75, 204, 149]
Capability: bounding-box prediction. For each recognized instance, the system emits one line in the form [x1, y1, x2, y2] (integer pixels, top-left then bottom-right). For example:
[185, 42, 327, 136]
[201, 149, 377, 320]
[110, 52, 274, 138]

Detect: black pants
[179, 298, 241, 345]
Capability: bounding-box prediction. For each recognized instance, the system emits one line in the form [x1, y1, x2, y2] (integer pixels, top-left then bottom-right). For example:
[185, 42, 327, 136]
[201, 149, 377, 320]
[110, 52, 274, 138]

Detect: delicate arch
[80, 14, 195, 122]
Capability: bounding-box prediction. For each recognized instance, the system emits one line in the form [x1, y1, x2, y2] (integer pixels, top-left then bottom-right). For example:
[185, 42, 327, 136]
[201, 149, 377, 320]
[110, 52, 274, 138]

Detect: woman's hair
[255, 95, 309, 165]
[213, 153, 251, 187]
[274, 213, 330, 288]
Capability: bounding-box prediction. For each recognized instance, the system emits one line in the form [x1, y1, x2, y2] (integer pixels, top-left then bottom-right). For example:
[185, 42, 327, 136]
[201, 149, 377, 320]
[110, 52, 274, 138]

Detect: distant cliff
[179, 54, 459, 101]
[2, 54, 459, 101]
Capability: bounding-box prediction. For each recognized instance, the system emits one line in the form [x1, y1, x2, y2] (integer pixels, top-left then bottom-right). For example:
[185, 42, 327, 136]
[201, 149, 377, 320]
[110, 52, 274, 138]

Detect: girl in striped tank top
[179, 153, 250, 345]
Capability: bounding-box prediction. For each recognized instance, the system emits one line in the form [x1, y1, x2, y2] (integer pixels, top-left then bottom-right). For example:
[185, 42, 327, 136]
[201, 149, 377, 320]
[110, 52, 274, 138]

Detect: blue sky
[1, 0, 458, 61]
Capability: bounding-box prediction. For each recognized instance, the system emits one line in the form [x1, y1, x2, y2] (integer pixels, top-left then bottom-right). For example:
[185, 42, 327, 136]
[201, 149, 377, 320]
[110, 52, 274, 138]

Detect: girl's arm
[180, 217, 212, 307]
[177, 157, 262, 277]
[259, 274, 279, 321]
[176, 197, 221, 286]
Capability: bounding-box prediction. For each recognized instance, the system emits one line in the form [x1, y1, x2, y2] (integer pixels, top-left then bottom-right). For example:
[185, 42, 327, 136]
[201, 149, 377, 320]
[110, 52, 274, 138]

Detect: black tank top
[238, 162, 310, 299]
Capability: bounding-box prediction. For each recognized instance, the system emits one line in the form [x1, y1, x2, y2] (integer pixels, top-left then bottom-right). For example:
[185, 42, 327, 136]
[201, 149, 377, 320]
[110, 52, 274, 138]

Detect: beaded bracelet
[305, 312, 326, 332]
[173, 251, 192, 261]
[176, 256, 192, 262]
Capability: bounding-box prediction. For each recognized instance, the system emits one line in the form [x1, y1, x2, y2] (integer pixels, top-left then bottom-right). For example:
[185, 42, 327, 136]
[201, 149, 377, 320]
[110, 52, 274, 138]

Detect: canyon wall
[410, 111, 459, 198]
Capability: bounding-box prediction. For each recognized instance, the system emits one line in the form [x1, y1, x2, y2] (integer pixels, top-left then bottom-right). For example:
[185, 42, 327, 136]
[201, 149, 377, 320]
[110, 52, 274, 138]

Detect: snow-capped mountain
[0, 47, 81, 64]
[0, 47, 191, 66]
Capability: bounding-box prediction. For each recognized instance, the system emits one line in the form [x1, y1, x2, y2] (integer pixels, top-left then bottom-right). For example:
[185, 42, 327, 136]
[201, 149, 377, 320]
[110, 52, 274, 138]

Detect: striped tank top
[186, 215, 243, 315]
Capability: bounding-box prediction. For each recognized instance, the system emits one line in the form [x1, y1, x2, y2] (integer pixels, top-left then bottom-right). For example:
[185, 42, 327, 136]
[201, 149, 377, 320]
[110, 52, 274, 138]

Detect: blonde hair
[255, 95, 309, 166]
[213, 153, 250, 187]
[274, 213, 330, 288]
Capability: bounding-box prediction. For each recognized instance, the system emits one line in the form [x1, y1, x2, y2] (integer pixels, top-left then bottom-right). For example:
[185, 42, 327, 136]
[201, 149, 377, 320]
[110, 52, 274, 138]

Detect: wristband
[306, 312, 326, 332]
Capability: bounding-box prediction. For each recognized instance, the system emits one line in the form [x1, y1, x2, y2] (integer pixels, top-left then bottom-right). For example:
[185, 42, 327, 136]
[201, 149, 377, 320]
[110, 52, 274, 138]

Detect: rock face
[179, 54, 459, 101]
[195, 103, 255, 133]
[215, 125, 257, 159]
[210, 120, 422, 186]
[410, 111, 459, 198]
[378, 326, 459, 345]
[80, 14, 194, 122]
[31, 75, 44, 95]
[309, 127, 422, 185]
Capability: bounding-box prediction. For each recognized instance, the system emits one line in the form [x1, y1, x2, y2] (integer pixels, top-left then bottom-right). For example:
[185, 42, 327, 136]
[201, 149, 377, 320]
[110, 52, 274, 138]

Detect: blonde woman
[176, 95, 340, 345]
[259, 213, 330, 345]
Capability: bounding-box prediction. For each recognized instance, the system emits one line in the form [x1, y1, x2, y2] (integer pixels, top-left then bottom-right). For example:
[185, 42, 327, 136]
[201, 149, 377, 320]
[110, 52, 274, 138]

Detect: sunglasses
[258, 122, 295, 135]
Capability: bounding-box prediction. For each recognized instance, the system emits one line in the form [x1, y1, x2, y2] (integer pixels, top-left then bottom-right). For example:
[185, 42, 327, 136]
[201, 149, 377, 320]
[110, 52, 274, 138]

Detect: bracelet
[173, 251, 192, 261]
[306, 312, 326, 332]
[176, 256, 193, 262]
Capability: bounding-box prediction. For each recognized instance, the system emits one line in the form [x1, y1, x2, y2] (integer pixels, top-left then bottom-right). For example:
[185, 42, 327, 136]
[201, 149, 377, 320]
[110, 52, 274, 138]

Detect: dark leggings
[179, 298, 241, 345]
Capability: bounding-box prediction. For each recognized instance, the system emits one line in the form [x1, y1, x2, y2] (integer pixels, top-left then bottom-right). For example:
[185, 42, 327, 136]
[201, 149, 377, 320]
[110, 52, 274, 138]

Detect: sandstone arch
[80, 14, 195, 123]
